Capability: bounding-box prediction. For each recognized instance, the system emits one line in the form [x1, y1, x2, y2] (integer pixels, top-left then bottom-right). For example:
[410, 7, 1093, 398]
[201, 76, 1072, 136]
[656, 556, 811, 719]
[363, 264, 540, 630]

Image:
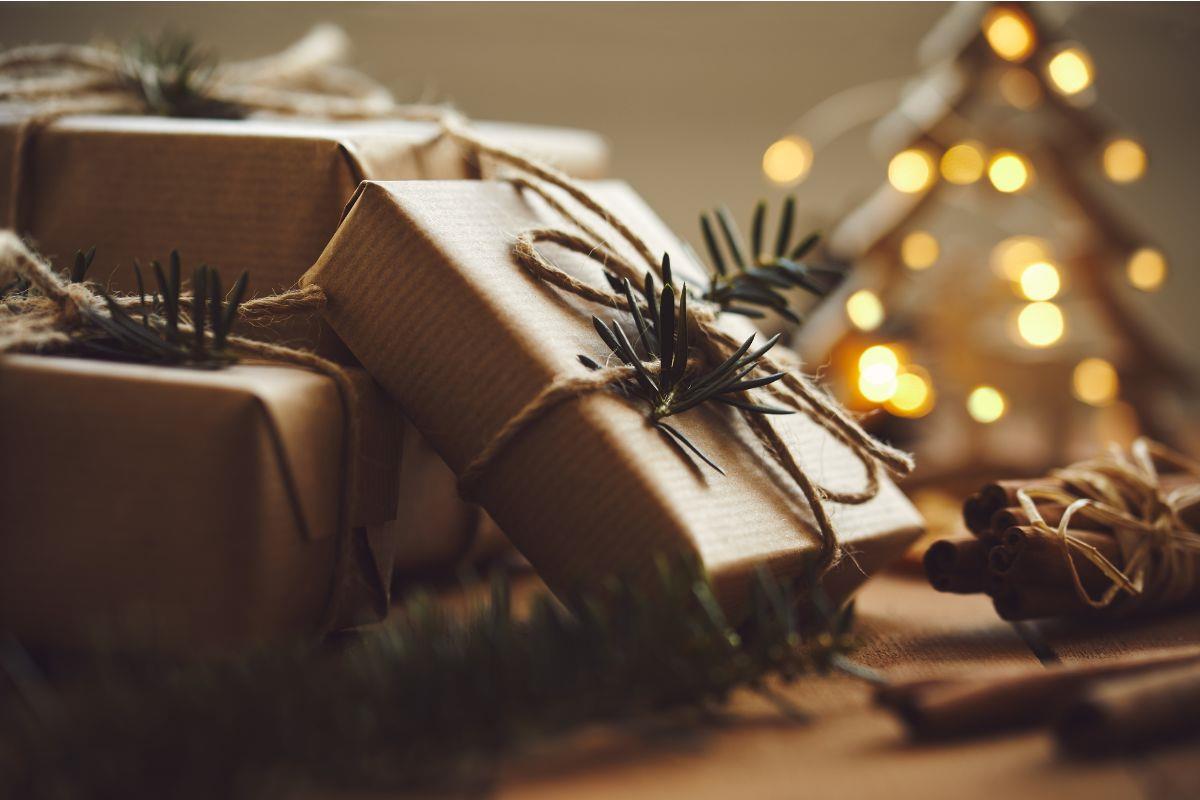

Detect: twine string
[1015, 437, 1200, 611]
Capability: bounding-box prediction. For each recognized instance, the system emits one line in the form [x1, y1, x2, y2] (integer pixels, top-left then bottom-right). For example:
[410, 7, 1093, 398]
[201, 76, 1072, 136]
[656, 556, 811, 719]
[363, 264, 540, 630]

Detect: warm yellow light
[763, 136, 813, 185]
[1073, 358, 1119, 407]
[940, 141, 986, 185]
[858, 363, 899, 403]
[887, 367, 935, 418]
[858, 344, 899, 372]
[967, 385, 1007, 424]
[846, 289, 884, 331]
[1126, 247, 1167, 292]
[1102, 138, 1146, 184]
[1016, 301, 1065, 347]
[888, 149, 935, 193]
[982, 7, 1036, 63]
[1047, 47, 1094, 96]
[990, 236, 1051, 280]
[997, 67, 1042, 110]
[1018, 261, 1061, 301]
[988, 151, 1032, 193]
[901, 231, 939, 270]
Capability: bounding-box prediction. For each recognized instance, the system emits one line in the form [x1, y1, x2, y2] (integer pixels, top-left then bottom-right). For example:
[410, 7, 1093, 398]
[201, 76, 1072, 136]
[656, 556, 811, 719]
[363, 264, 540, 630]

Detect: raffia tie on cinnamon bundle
[925, 438, 1200, 620]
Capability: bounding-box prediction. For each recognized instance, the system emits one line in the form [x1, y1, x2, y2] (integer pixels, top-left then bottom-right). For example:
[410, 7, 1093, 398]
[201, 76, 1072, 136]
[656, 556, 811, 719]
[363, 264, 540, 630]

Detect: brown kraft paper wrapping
[0, 355, 401, 650]
[303, 180, 924, 612]
[0, 114, 608, 298]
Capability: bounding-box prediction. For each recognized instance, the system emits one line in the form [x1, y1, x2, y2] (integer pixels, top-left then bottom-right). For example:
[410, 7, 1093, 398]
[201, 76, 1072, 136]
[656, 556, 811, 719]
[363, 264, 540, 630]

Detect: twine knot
[59, 281, 97, 326]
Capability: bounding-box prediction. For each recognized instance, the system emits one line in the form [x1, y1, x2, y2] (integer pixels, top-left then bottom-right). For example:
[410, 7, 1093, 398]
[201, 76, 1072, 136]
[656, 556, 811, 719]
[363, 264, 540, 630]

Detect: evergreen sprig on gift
[119, 31, 243, 119]
[699, 196, 845, 322]
[586, 254, 792, 472]
[1, 559, 857, 798]
[69, 249, 248, 367]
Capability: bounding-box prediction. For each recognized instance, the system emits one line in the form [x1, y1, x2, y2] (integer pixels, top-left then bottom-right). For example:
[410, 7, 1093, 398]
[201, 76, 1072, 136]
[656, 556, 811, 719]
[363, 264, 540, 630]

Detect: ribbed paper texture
[0, 356, 399, 648]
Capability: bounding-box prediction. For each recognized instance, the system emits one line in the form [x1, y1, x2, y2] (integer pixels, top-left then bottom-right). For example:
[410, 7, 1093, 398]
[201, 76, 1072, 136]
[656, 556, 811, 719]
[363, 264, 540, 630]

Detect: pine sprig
[67, 249, 248, 367]
[119, 31, 243, 119]
[699, 196, 845, 322]
[0, 560, 856, 798]
[585, 254, 792, 473]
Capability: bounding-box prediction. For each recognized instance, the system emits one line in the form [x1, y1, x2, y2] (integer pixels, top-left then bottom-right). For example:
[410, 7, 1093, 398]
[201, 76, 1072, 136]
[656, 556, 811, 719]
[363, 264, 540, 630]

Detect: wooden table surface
[487, 571, 1200, 800]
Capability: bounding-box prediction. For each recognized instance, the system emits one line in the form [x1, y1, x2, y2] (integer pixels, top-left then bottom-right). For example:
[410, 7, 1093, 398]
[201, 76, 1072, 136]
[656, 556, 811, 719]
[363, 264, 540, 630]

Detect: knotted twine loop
[1015, 437, 1200, 613]
[439, 118, 913, 573]
[0, 232, 361, 631]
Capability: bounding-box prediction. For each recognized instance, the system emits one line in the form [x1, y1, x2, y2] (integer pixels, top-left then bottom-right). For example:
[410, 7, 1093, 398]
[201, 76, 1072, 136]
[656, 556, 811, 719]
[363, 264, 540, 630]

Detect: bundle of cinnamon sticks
[924, 471, 1200, 621]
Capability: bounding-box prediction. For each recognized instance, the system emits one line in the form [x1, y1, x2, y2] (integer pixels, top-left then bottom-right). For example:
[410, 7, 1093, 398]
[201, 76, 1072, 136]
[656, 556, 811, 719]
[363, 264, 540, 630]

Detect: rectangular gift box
[0, 354, 401, 650]
[0, 113, 608, 298]
[303, 180, 924, 612]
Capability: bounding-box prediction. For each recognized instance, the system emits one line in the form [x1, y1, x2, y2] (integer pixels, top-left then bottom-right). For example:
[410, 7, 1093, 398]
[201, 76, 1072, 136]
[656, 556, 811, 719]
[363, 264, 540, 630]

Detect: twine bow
[1016, 438, 1200, 612]
[438, 119, 913, 573]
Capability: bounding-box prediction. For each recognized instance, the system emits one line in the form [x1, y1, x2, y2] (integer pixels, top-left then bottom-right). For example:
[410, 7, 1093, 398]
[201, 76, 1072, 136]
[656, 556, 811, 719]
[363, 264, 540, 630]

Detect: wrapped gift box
[0, 354, 401, 650]
[0, 111, 569, 579]
[302, 180, 924, 612]
[0, 114, 608, 297]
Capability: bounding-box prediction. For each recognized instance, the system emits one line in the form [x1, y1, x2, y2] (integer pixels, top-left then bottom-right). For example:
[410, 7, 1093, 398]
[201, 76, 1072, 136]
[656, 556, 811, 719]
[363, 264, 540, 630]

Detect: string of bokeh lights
[762, 4, 1160, 426]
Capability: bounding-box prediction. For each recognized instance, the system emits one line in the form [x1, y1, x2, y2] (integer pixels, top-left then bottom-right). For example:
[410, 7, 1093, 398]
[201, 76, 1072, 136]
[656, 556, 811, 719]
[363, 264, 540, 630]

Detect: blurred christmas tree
[761, 1, 1194, 484]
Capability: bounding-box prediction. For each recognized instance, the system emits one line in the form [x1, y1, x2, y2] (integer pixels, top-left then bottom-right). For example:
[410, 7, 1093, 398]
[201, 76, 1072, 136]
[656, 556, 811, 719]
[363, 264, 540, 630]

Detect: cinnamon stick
[923, 537, 989, 594]
[962, 493, 994, 538]
[1056, 660, 1200, 756]
[876, 646, 1200, 740]
[1001, 526, 1121, 584]
[977, 478, 1062, 517]
[987, 526, 1126, 619]
[991, 584, 1094, 621]
[990, 504, 1111, 535]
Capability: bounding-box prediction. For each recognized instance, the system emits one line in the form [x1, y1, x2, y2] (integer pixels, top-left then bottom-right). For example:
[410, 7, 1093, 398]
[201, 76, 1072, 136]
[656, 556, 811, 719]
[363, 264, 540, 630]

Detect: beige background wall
[3, 2, 1198, 341]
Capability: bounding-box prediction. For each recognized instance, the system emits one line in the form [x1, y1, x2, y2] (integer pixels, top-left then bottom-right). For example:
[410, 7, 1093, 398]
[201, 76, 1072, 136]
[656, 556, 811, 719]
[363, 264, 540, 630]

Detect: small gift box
[0, 113, 608, 297]
[0, 354, 401, 650]
[303, 179, 924, 611]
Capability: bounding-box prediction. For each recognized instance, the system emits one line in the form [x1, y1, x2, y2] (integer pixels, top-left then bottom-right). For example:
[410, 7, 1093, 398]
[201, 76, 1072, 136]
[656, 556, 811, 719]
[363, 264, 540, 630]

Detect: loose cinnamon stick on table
[877, 646, 1200, 740]
[1056, 659, 1200, 757]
